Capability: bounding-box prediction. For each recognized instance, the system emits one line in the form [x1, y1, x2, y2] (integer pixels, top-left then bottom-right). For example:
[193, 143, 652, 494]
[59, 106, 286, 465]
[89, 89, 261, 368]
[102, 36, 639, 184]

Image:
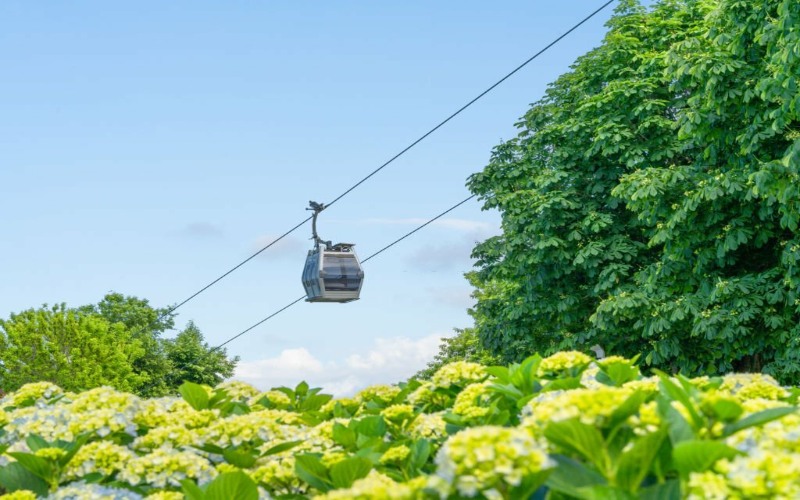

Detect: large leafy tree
[468, 0, 800, 382]
[163, 321, 238, 388]
[0, 304, 145, 393]
[78, 292, 175, 396]
[416, 328, 501, 380]
[1, 293, 239, 395]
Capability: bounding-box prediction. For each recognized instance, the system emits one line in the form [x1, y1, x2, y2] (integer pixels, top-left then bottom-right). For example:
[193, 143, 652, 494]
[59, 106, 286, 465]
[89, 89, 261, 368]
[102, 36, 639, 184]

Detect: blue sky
[0, 1, 616, 394]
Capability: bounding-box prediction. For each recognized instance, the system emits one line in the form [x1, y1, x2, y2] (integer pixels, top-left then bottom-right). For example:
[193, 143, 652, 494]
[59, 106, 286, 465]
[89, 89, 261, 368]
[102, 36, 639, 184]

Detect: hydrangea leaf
[178, 382, 210, 411]
[329, 457, 372, 489]
[205, 471, 258, 500]
[0, 463, 49, 496]
[545, 454, 607, 497]
[671, 440, 740, 477]
[721, 406, 798, 437]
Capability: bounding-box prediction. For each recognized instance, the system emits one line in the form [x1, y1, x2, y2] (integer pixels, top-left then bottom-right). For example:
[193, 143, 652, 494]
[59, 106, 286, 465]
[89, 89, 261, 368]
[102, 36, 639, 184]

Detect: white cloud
[386, 217, 500, 272]
[182, 222, 224, 238]
[233, 333, 446, 396]
[253, 234, 307, 260]
[427, 285, 475, 309]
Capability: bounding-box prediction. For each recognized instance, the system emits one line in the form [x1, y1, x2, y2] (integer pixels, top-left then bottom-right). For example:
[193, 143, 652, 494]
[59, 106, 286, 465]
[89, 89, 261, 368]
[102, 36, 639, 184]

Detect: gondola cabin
[302, 243, 364, 303]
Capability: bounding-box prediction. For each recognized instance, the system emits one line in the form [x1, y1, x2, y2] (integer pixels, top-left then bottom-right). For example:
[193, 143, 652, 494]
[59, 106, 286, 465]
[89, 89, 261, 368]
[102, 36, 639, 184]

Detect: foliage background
[465, 0, 800, 383]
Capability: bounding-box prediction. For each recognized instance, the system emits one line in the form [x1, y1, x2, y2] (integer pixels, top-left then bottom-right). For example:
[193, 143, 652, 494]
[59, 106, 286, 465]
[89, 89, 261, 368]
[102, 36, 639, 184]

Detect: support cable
[164, 0, 614, 316]
[212, 193, 477, 350]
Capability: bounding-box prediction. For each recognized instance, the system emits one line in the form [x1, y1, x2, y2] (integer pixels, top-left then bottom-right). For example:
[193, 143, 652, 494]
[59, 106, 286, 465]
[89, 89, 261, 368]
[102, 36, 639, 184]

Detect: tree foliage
[0, 294, 239, 395]
[467, 0, 800, 382]
[164, 321, 239, 388]
[0, 304, 144, 393]
[415, 328, 501, 379]
[78, 292, 176, 396]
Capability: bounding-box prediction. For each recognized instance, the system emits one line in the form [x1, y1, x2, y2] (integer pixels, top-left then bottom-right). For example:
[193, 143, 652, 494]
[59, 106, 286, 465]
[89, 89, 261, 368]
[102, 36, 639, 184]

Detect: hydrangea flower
[522, 386, 633, 429]
[406, 382, 451, 410]
[314, 470, 418, 500]
[66, 441, 136, 479]
[719, 373, 789, 401]
[320, 397, 361, 415]
[379, 445, 411, 465]
[452, 382, 493, 422]
[133, 398, 216, 429]
[537, 351, 592, 378]
[1, 382, 63, 409]
[215, 380, 262, 402]
[431, 361, 487, 389]
[355, 385, 402, 405]
[144, 492, 184, 500]
[2, 405, 73, 444]
[251, 390, 292, 409]
[434, 425, 553, 497]
[133, 424, 201, 451]
[45, 482, 144, 499]
[0, 491, 38, 500]
[381, 404, 415, 424]
[408, 412, 447, 440]
[117, 448, 217, 488]
[715, 448, 800, 498]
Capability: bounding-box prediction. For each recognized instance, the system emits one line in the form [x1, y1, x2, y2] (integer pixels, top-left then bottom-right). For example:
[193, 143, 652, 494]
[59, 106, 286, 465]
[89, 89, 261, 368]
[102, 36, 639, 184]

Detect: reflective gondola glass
[302, 245, 364, 302]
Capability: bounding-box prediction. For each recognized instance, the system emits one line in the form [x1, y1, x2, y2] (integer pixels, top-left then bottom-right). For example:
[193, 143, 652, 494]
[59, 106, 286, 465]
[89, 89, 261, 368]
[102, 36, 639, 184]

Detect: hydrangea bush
[1, 351, 798, 499]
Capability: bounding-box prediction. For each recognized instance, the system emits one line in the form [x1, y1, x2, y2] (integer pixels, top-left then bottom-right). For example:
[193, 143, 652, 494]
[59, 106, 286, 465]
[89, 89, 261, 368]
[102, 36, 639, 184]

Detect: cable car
[302, 201, 364, 303]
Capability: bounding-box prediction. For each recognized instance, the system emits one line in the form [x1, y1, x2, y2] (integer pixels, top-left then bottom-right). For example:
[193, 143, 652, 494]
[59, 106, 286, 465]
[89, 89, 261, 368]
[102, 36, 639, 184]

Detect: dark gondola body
[302, 243, 364, 302]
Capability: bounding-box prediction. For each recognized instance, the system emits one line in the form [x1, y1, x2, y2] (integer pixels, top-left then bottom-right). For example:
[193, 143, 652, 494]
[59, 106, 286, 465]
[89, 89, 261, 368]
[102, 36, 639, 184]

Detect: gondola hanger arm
[307, 200, 332, 250]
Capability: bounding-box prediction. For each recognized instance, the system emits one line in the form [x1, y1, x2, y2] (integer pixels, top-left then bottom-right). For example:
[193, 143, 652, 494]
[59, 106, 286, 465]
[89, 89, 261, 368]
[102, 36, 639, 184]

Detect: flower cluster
[433, 425, 554, 497]
[430, 361, 487, 389]
[1, 352, 798, 498]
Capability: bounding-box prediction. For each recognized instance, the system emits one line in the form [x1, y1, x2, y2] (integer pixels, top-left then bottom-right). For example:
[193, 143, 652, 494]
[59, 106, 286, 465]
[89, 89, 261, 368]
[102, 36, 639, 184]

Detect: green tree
[79, 292, 175, 396]
[163, 321, 239, 389]
[416, 328, 501, 379]
[467, 0, 800, 382]
[0, 304, 145, 393]
[598, 0, 800, 381]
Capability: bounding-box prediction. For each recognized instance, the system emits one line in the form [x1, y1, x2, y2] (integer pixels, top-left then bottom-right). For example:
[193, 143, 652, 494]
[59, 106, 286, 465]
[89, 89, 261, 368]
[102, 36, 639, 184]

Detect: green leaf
[657, 395, 694, 444]
[672, 440, 739, 477]
[354, 415, 387, 438]
[195, 443, 225, 455]
[543, 376, 583, 392]
[722, 406, 797, 437]
[179, 381, 210, 411]
[205, 471, 258, 500]
[329, 457, 372, 489]
[654, 371, 704, 429]
[223, 446, 257, 469]
[294, 454, 331, 492]
[295, 381, 310, 397]
[485, 366, 510, 383]
[596, 361, 640, 387]
[332, 423, 357, 448]
[607, 390, 648, 429]
[707, 398, 744, 422]
[0, 463, 49, 496]
[615, 429, 666, 491]
[544, 419, 608, 473]
[181, 479, 207, 500]
[208, 389, 230, 408]
[7, 452, 55, 482]
[300, 393, 333, 412]
[410, 439, 431, 471]
[545, 454, 607, 497]
[262, 440, 302, 457]
[638, 480, 680, 500]
[574, 485, 637, 500]
[25, 435, 49, 452]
